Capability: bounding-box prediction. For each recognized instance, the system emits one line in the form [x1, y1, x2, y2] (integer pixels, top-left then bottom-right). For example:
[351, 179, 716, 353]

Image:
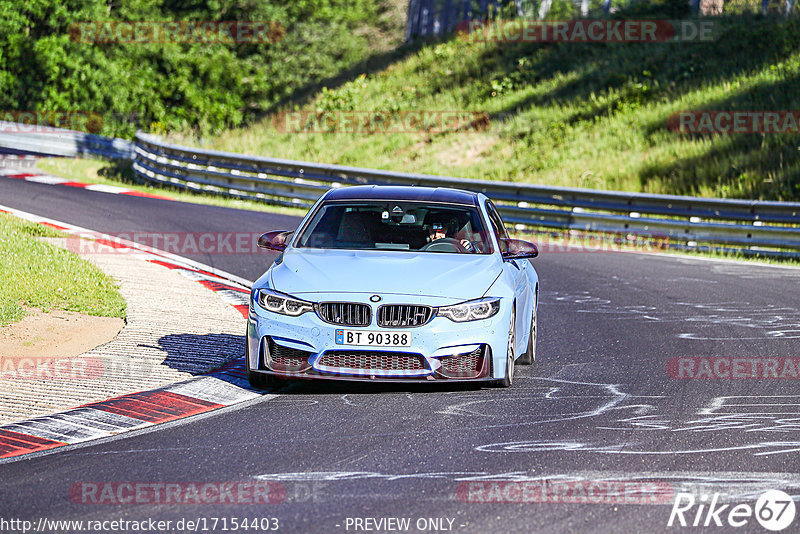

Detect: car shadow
[156, 332, 245, 375]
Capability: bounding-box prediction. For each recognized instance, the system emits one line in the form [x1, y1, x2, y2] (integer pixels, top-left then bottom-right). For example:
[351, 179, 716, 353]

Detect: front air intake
[317, 351, 426, 371]
[437, 346, 486, 379]
[264, 337, 312, 373]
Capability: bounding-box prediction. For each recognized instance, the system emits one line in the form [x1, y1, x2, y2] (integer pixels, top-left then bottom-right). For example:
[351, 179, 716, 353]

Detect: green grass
[35, 158, 307, 217]
[0, 214, 126, 327]
[176, 13, 800, 201]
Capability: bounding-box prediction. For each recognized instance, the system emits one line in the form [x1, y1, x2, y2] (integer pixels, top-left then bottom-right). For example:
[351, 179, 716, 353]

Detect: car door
[485, 200, 531, 354]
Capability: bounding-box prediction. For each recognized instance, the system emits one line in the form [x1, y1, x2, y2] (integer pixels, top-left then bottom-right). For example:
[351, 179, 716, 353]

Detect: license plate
[335, 329, 412, 347]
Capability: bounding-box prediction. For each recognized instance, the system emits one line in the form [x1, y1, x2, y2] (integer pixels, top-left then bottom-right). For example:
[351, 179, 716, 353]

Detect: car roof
[323, 185, 479, 206]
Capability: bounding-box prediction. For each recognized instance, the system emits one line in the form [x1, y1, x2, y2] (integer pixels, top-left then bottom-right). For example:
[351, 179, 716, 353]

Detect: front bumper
[246, 293, 511, 382]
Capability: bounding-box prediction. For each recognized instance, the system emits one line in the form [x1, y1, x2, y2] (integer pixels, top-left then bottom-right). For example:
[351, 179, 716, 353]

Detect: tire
[247, 367, 282, 389]
[518, 303, 536, 365]
[245, 339, 280, 389]
[492, 309, 516, 388]
[247, 368, 269, 389]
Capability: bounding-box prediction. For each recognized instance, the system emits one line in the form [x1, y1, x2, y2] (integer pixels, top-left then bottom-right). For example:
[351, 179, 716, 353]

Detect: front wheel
[245, 340, 280, 389]
[492, 310, 516, 388]
[247, 368, 268, 389]
[518, 304, 536, 365]
[247, 368, 282, 389]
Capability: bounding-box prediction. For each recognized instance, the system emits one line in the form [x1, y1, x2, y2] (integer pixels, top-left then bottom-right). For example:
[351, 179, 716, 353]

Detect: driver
[427, 222, 474, 252]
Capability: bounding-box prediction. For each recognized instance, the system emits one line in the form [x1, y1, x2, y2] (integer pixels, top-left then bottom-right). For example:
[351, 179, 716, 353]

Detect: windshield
[295, 201, 493, 254]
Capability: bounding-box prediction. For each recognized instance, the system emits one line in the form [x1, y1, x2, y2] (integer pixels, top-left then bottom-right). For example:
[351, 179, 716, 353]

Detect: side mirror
[500, 238, 538, 260]
[258, 231, 293, 252]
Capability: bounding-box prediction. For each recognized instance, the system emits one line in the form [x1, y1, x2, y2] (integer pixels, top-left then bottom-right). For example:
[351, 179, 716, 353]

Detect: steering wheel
[420, 237, 468, 253]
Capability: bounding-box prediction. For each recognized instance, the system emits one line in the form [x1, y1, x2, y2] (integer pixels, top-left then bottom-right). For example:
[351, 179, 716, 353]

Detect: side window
[485, 200, 509, 240]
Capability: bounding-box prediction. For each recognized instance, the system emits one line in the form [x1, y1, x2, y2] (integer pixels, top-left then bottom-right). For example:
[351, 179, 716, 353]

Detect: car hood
[270, 249, 502, 300]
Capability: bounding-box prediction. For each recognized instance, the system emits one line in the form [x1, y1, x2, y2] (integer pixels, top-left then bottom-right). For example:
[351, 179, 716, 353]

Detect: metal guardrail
[133, 132, 800, 255]
[0, 122, 133, 159]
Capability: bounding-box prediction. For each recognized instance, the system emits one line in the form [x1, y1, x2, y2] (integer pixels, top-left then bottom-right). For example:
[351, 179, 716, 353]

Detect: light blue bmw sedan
[246, 185, 539, 388]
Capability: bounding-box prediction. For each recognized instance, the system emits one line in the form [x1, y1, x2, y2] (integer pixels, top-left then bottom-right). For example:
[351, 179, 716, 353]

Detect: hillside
[179, 12, 800, 200]
[0, 0, 406, 137]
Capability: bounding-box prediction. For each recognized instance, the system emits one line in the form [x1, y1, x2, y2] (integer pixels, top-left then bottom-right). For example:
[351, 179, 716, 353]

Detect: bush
[0, 0, 397, 138]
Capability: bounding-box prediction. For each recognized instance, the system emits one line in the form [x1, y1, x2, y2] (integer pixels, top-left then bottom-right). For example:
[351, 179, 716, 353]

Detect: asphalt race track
[2, 175, 800, 533]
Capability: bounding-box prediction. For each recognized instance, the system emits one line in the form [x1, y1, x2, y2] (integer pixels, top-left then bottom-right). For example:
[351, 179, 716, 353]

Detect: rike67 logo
[668, 490, 796, 531]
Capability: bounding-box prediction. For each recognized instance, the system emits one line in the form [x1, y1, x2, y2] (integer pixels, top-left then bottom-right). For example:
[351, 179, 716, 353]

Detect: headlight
[437, 297, 500, 322]
[257, 289, 314, 316]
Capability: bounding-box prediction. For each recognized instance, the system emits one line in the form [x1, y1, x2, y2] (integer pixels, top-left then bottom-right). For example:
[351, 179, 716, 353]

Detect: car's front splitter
[246, 368, 496, 384]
